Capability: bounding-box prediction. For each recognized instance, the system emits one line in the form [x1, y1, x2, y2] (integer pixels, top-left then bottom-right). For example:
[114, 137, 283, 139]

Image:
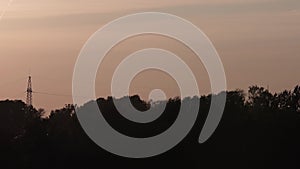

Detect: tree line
[0, 85, 299, 169]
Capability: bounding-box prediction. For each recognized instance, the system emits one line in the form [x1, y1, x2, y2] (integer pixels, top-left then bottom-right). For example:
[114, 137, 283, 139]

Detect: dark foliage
[0, 85, 299, 169]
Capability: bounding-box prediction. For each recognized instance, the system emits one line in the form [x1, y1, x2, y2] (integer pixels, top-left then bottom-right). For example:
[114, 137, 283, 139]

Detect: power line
[33, 91, 91, 99]
[1, 76, 93, 102]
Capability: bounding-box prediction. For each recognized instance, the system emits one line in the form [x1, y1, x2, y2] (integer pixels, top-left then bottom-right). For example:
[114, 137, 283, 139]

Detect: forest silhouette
[0, 85, 300, 169]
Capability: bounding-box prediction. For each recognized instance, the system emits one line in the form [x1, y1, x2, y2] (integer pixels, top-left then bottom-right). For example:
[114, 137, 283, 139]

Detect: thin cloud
[0, 0, 13, 22]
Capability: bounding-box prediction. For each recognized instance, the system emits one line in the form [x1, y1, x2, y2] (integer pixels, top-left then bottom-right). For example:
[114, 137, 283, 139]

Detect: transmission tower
[26, 76, 33, 106]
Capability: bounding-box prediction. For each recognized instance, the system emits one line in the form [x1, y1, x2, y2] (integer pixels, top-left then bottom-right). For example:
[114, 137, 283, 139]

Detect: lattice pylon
[26, 76, 32, 106]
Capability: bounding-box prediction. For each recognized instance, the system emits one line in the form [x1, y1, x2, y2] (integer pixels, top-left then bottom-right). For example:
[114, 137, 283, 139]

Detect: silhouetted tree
[0, 85, 300, 169]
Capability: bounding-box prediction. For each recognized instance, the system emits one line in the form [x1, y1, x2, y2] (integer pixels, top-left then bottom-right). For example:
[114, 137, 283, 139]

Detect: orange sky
[0, 0, 299, 111]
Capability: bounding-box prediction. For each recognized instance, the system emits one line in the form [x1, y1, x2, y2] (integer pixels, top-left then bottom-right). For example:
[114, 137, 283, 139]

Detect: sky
[0, 0, 299, 111]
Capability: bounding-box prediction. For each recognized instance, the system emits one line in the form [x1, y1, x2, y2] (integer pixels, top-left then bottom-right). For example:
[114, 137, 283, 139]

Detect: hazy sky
[0, 0, 299, 111]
